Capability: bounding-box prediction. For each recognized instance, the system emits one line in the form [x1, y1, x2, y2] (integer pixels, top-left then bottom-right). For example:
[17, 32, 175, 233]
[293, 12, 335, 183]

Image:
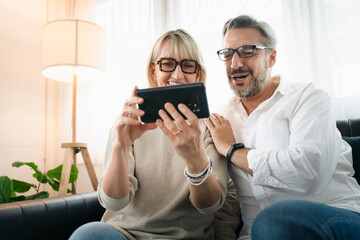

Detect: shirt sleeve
[248, 86, 339, 195]
[97, 184, 130, 212]
[193, 194, 223, 215]
[97, 126, 138, 212]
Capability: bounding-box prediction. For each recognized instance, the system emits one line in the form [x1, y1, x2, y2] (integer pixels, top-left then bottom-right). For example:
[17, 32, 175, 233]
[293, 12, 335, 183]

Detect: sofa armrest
[342, 136, 360, 184]
[349, 118, 360, 137]
[0, 192, 105, 240]
[337, 118, 360, 184]
[337, 118, 360, 137]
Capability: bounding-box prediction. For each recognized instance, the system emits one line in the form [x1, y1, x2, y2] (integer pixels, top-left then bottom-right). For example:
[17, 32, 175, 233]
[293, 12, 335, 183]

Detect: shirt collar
[274, 75, 296, 96]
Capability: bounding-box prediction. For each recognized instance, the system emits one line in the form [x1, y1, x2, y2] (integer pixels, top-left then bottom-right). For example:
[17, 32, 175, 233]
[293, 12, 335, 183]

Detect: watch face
[234, 143, 245, 149]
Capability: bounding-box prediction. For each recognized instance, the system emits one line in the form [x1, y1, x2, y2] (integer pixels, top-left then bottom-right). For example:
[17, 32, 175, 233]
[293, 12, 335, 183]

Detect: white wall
[0, 0, 101, 197]
[0, 0, 47, 192]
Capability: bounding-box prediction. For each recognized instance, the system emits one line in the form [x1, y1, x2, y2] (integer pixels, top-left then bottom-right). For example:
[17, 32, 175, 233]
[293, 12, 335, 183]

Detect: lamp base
[58, 142, 98, 196]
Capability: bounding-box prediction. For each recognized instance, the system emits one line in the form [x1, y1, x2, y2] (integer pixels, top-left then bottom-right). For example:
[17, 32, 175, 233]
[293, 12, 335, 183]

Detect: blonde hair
[146, 29, 206, 87]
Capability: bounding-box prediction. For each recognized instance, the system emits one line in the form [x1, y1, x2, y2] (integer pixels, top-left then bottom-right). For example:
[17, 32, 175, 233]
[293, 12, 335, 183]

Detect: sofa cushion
[343, 136, 360, 184]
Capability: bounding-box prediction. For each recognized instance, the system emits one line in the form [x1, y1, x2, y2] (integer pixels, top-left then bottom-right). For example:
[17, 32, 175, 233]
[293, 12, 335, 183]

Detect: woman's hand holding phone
[156, 102, 208, 172]
[112, 86, 157, 149]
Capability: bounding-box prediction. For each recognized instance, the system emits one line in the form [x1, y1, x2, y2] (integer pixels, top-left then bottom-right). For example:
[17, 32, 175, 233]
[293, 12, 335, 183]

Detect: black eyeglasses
[155, 58, 200, 74]
[217, 45, 271, 61]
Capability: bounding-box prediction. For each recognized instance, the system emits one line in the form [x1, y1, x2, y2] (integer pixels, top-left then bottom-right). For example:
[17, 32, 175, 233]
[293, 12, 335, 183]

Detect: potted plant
[0, 161, 78, 203]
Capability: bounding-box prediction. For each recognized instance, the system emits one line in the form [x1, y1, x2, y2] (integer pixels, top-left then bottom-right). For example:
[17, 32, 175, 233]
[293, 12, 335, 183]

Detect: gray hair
[222, 15, 277, 49]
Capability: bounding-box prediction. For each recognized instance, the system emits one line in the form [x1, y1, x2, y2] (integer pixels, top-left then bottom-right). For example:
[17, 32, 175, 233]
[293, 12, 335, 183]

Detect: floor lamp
[41, 19, 106, 196]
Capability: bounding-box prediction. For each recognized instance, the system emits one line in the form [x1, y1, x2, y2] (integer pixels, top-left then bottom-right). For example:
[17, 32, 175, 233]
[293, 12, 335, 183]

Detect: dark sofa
[0, 192, 105, 240]
[0, 119, 359, 240]
[336, 118, 360, 183]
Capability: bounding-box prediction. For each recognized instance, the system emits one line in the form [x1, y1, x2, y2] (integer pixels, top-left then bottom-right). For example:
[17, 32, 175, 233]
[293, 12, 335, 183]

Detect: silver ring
[173, 129, 181, 136]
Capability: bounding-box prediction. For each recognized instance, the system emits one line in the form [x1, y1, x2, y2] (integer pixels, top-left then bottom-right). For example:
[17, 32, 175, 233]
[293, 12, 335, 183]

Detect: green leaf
[0, 176, 13, 203]
[12, 161, 39, 170]
[69, 165, 79, 183]
[10, 195, 26, 202]
[47, 164, 79, 183]
[32, 172, 47, 183]
[12, 162, 48, 185]
[45, 174, 55, 185]
[12, 179, 37, 193]
[24, 191, 49, 200]
[48, 180, 72, 193]
[46, 165, 61, 180]
[48, 179, 60, 191]
[32, 171, 55, 184]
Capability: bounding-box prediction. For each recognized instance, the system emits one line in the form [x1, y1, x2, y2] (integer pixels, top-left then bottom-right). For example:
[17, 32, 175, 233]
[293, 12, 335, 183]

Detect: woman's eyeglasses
[155, 58, 199, 74]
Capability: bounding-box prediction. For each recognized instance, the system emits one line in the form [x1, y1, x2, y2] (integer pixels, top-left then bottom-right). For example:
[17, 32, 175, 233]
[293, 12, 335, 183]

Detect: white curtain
[47, 0, 360, 165]
[281, 0, 360, 119]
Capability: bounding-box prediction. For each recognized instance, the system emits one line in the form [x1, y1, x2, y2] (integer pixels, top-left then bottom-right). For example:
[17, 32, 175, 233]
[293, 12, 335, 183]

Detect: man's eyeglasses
[217, 45, 271, 61]
[155, 58, 199, 74]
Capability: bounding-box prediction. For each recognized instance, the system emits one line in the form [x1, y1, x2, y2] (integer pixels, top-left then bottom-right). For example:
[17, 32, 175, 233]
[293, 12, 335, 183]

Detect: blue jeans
[251, 199, 360, 240]
[69, 222, 128, 240]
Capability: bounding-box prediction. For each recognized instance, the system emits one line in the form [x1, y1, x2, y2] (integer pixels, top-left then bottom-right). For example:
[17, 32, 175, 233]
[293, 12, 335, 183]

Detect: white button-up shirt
[220, 77, 360, 238]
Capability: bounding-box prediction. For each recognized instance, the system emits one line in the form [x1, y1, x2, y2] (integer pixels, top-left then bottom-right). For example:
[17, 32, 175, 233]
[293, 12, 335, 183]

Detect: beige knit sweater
[98, 123, 232, 240]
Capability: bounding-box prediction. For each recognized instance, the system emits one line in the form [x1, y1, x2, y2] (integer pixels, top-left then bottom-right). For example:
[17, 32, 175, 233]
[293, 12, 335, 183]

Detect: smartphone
[135, 82, 210, 123]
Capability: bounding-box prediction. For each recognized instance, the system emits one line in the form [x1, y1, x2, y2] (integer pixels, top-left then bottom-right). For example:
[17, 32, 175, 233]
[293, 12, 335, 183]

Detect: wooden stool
[58, 142, 98, 196]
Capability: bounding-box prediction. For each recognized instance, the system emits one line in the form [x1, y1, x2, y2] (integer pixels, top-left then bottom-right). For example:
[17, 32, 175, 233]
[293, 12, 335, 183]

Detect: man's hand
[203, 113, 236, 157]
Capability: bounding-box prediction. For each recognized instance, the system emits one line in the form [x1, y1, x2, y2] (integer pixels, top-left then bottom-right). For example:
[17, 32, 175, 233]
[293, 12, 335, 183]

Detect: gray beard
[230, 74, 266, 98]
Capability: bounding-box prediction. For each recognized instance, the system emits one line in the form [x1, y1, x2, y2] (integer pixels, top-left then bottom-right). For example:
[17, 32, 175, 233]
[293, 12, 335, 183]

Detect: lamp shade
[42, 19, 106, 82]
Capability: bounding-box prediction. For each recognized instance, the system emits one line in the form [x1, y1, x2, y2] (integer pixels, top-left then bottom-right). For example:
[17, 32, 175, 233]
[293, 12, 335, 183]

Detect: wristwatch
[226, 143, 245, 164]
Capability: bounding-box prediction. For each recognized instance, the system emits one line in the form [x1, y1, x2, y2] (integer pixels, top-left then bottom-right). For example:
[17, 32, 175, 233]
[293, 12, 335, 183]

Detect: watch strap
[226, 143, 245, 163]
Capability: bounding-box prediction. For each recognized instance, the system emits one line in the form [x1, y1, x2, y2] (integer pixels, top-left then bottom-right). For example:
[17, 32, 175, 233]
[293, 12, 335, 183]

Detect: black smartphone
[135, 82, 210, 123]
